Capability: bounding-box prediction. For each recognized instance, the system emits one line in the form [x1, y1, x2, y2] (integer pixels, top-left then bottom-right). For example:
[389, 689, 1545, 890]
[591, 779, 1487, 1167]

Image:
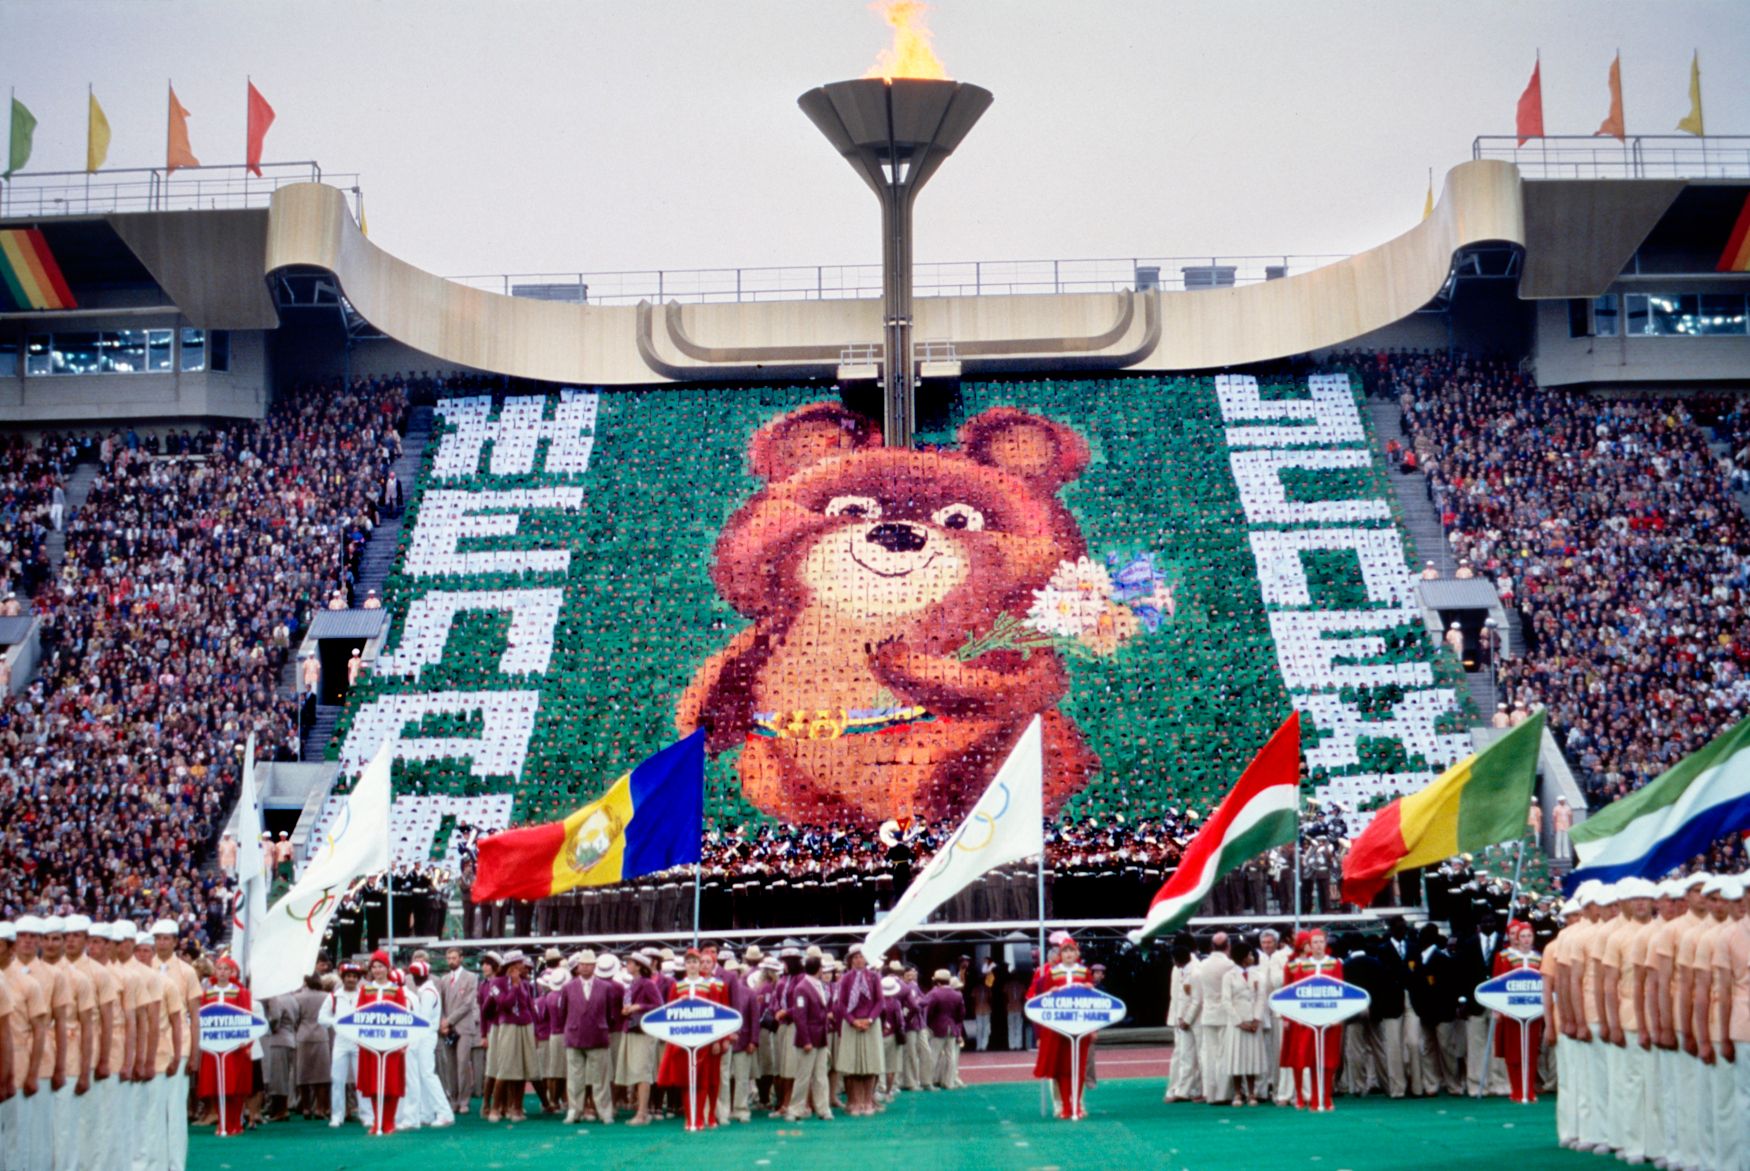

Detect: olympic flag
[861, 717, 1044, 960]
[248, 743, 393, 999]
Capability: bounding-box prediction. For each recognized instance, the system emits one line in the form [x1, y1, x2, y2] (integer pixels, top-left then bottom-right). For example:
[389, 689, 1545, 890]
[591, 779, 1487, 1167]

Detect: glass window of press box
[21, 328, 227, 374]
[1589, 293, 1750, 337]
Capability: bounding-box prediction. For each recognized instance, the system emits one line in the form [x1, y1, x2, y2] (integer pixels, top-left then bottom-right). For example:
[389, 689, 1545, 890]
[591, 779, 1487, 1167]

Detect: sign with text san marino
[1269, 975, 1371, 1028]
[639, 999, 743, 1049]
[1024, 986, 1127, 1038]
[333, 1004, 429, 1054]
[196, 1002, 269, 1055]
[1473, 970, 1545, 1022]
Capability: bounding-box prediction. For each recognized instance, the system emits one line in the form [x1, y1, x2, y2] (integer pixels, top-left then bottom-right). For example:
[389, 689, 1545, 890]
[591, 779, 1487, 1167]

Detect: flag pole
[1038, 823, 1049, 1118]
[692, 860, 702, 950]
[1475, 834, 1528, 1098]
[84, 84, 92, 213]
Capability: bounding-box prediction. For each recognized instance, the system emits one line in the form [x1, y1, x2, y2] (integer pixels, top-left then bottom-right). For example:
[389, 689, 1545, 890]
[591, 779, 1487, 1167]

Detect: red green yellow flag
[1341, 711, 1543, 905]
[471, 730, 704, 903]
[1717, 193, 1750, 273]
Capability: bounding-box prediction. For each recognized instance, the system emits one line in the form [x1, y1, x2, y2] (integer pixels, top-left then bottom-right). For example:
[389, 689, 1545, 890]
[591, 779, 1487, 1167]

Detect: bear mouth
[850, 549, 938, 579]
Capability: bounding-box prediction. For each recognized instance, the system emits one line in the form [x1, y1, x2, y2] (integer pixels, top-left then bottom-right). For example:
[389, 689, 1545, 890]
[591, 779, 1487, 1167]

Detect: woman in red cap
[1491, 919, 1543, 1102]
[357, 951, 409, 1134]
[1280, 928, 1343, 1110]
[655, 948, 733, 1129]
[196, 954, 254, 1136]
[1030, 935, 1095, 1119]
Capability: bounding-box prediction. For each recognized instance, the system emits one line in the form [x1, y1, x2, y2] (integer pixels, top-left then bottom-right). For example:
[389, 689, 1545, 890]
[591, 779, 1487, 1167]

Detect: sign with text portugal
[1023, 986, 1127, 1038]
[196, 1002, 268, 1055]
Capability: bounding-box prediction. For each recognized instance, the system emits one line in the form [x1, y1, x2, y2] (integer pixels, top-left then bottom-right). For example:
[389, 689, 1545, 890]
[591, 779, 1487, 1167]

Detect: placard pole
[687, 1045, 699, 1132]
[1068, 1033, 1080, 1121]
[215, 1053, 225, 1136]
[1520, 1020, 1530, 1105]
[1313, 1027, 1325, 1112]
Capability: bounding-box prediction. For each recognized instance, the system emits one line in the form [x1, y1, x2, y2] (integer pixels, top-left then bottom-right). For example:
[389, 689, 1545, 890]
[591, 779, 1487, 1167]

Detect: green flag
[6, 98, 36, 178]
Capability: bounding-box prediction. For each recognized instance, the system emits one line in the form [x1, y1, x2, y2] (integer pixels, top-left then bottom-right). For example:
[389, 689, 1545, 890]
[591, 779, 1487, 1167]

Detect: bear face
[677, 401, 1100, 827]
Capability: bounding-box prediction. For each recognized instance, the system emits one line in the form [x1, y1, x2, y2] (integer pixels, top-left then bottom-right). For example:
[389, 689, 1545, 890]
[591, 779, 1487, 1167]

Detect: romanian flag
[471, 730, 704, 902]
[1341, 711, 1543, 906]
[1718, 193, 1750, 273]
[0, 229, 77, 311]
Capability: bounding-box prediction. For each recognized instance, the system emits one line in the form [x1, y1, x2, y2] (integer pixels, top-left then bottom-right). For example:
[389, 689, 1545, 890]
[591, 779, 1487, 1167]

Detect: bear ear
[958, 407, 1089, 491]
[748, 402, 883, 482]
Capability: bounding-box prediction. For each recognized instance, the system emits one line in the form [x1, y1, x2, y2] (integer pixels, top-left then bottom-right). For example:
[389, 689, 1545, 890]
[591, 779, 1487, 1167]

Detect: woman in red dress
[1491, 920, 1544, 1103]
[1030, 935, 1095, 1119]
[196, 955, 253, 1136]
[356, 950, 408, 1135]
[1280, 928, 1343, 1111]
[655, 949, 734, 1130]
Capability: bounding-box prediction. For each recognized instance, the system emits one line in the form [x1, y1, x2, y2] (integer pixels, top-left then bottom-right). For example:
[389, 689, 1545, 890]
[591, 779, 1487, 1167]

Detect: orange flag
[246, 81, 275, 177]
[1515, 56, 1543, 146]
[167, 84, 200, 173]
[1595, 53, 1625, 141]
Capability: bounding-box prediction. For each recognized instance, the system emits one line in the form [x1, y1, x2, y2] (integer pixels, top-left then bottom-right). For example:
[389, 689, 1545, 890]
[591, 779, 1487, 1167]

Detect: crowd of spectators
[0, 374, 411, 937]
[1362, 349, 1750, 844]
[0, 431, 83, 604]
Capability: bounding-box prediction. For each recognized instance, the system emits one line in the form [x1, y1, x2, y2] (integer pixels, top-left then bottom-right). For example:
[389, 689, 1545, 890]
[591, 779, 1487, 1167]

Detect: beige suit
[1190, 951, 1238, 1103]
[1165, 958, 1202, 1101]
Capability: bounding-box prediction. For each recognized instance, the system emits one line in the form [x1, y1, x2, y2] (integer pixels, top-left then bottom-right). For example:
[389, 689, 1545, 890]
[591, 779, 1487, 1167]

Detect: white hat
[62, 915, 92, 933]
[150, 919, 179, 936]
[41, 916, 65, 933]
[1617, 877, 1658, 900]
[1559, 898, 1580, 916]
[110, 921, 136, 940]
[1592, 883, 1622, 906]
[569, 949, 597, 969]
[1701, 875, 1729, 896]
[1573, 880, 1603, 906]
[881, 975, 901, 997]
[1680, 872, 1710, 889]
[14, 915, 46, 934]
[595, 954, 619, 976]
[0, 924, 14, 941]
[1718, 878, 1746, 900]
[134, 933, 155, 947]
[88, 923, 112, 941]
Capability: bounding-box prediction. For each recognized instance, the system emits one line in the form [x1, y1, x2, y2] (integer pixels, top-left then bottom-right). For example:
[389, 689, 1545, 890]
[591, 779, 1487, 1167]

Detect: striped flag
[1567, 715, 1750, 890]
[1130, 713, 1300, 943]
[1342, 711, 1543, 906]
[1718, 193, 1750, 273]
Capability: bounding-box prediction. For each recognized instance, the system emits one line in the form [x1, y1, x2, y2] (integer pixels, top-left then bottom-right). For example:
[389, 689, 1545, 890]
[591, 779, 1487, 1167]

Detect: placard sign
[333, 1003, 429, 1054]
[1474, 969, 1545, 1022]
[1023, 986, 1127, 1038]
[1268, 975, 1370, 1028]
[639, 999, 743, 1050]
[197, 1003, 268, 1055]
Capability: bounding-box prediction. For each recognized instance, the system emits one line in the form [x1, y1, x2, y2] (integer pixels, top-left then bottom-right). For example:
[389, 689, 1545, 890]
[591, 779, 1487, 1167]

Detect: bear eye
[824, 495, 882, 520]
[931, 503, 985, 532]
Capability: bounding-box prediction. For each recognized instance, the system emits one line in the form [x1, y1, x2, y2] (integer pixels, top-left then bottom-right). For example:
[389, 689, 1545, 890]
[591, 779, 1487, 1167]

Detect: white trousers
[927, 1034, 960, 1090]
[1167, 1025, 1201, 1100]
[1640, 1045, 1666, 1165]
[82, 1079, 114, 1171]
[1666, 1039, 1696, 1171]
[1695, 1048, 1719, 1171]
[404, 1043, 452, 1128]
[329, 1046, 374, 1126]
[1197, 1025, 1230, 1103]
[718, 1049, 753, 1120]
[1733, 1048, 1750, 1171]
[1554, 1035, 1576, 1145]
[50, 1081, 78, 1171]
[135, 1077, 168, 1171]
[0, 1095, 17, 1171]
[1707, 1047, 1736, 1171]
[1575, 1037, 1609, 1150]
[1607, 1035, 1646, 1161]
[165, 1069, 188, 1171]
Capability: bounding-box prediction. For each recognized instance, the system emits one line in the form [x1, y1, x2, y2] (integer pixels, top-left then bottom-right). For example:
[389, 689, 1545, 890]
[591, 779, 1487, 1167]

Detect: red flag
[166, 84, 199, 173]
[246, 81, 276, 177]
[1515, 57, 1543, 146]
[1595, 53, 1625, 141]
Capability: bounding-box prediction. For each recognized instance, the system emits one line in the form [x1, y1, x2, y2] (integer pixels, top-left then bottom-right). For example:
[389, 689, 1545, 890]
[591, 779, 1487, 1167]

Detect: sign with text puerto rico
[1268, 975, 1370, 1028]
[1024, 986, 1128, 1038]
[639, 1000, 743, 1049]
[333, 1003, 429, 1055]
[1473, 970, 1545, 1022]
[197, 1003, 269, 1056]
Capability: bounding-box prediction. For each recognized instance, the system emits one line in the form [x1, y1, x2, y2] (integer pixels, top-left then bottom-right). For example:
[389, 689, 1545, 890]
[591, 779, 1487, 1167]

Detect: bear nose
[865, 522, 927, 554]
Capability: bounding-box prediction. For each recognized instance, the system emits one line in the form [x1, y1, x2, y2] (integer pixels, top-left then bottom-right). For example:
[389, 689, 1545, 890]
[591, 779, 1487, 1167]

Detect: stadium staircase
[297, 404, 434, 764]
[32, 461, 98, 602]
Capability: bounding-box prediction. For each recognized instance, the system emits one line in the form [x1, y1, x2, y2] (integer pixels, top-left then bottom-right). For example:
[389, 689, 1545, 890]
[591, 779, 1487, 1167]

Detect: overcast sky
[5, 1, 1747, 280]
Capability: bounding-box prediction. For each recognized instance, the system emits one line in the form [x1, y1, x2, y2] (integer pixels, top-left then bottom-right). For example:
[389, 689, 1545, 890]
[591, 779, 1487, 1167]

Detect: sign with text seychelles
[639, 999, 743, 1049]
[1023, 987, 1127, 1038]
[1473, 970, 1545, 1022]
[196, 1002, 269, 1055]
[1268, 976, 1370, 1028]
[334, 1004, 429, 1054]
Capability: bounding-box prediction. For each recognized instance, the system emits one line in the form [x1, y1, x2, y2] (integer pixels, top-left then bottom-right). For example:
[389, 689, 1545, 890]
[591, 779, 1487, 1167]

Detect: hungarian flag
[471, 730, 704, 902]
[1131, 713, 1300, 943]
[1342, 711, 1544, 905]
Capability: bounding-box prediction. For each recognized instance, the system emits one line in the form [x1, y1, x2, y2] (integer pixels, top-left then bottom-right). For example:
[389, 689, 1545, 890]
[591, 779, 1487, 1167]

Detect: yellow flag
[1422, 170, 1434, 221]
[1676, 51, 1703, 136]
[87, 90, 111, 173]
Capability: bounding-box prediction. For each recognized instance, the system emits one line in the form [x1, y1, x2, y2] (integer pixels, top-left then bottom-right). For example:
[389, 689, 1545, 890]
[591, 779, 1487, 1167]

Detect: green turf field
[190, 1079, 1588, 1171]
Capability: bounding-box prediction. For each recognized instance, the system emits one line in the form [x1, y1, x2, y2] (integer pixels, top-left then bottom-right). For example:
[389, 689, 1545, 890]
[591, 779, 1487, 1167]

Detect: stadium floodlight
[798, 78, 992, 448]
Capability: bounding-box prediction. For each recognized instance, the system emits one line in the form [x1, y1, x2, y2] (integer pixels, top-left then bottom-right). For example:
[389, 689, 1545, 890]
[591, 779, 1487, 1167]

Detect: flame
[863, 1, 950, 81]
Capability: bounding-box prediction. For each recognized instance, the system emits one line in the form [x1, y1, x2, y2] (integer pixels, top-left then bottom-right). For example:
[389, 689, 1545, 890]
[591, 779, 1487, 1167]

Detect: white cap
[1573, 880, 1603, 906]
[1718, 877, 1745, 900]
[0, 923, 14, 941]
[41, 916, 65, 933]
[110, 921, 136, 941]
[133, 933, 155, 948]
[62, 915, 92, 933]
[14, 915, 46, 934]
[1680, 872, 1710, 890]
[1592, 883, 1622, 906]
[1701, 875, 1729, 896]
[150, 919, 179, 937]
[1559, 898, 1580, 916]
[88, 923, 112, 941]
[1616, 877, 1658, 900]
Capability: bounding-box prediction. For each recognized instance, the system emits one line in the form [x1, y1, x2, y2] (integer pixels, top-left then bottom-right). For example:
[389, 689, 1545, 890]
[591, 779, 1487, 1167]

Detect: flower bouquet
[954, 551, 1178, 662]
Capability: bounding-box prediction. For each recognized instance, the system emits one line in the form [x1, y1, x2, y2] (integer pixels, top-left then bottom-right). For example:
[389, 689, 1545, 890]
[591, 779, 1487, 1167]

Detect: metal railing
[0, 161, 359, 217]
[1473, 134, 1750, 179]
[448, 253, 1350, 306]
